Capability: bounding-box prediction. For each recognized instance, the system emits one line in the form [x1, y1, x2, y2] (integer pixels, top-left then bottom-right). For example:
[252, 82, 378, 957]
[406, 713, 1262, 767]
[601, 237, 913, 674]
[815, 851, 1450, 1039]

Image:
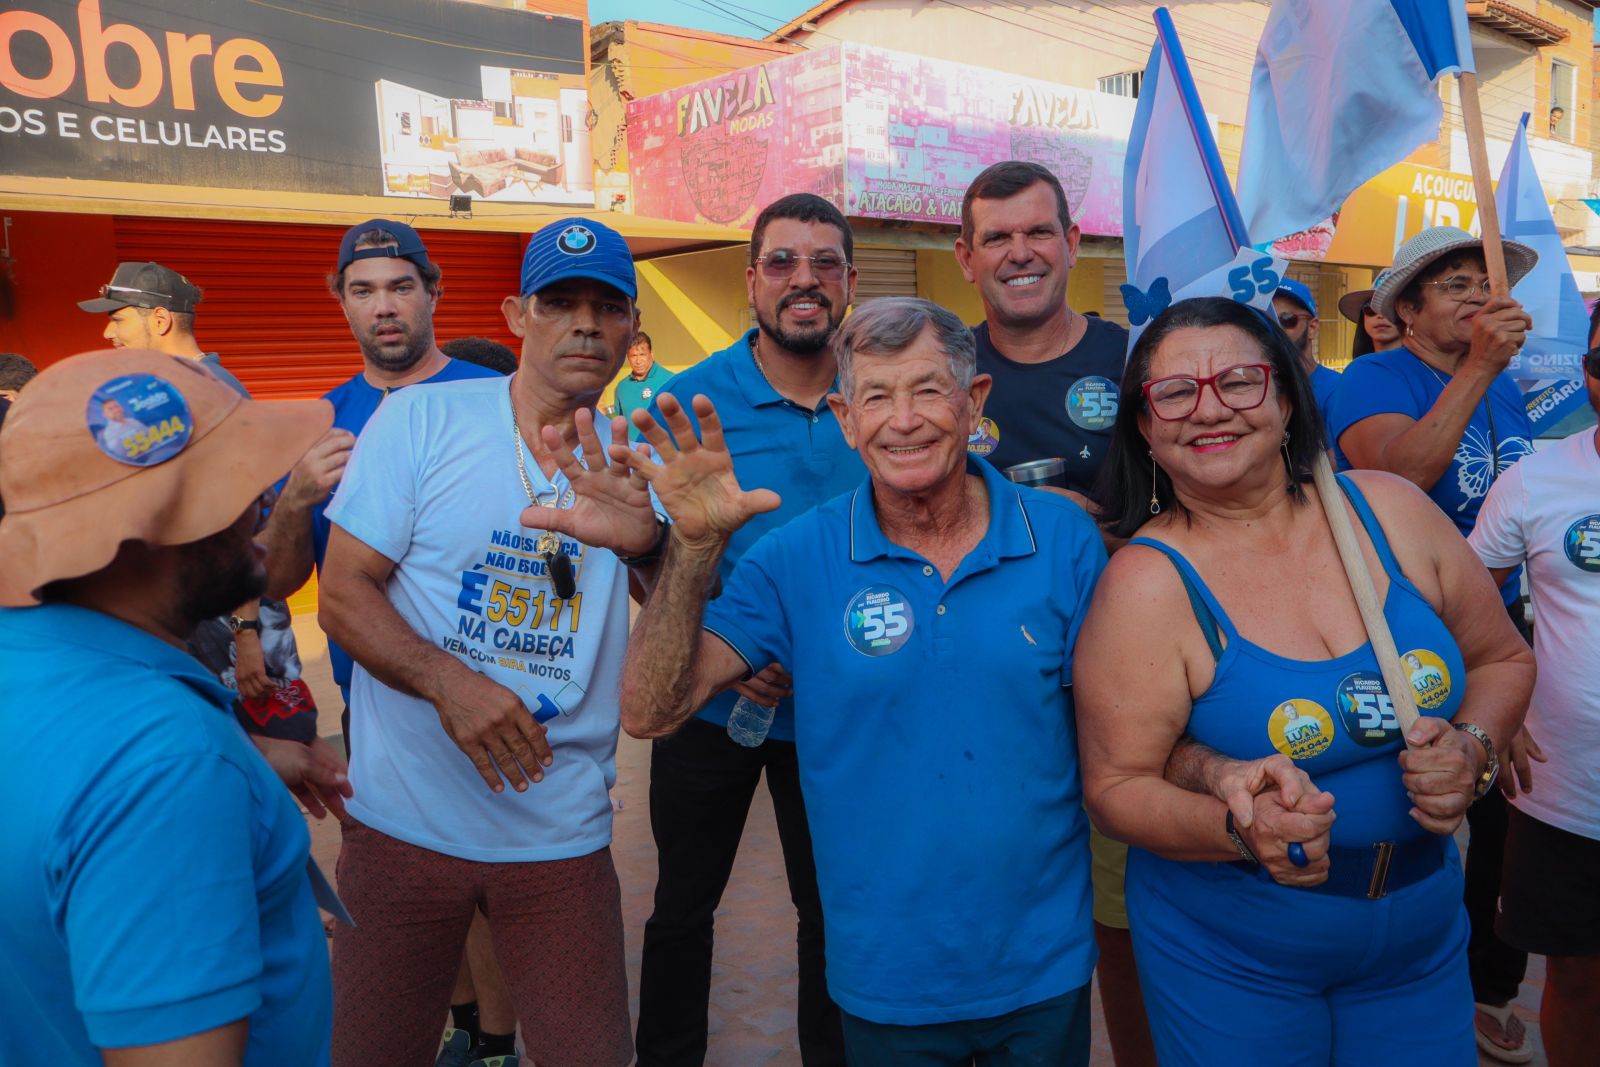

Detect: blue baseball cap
[336, 218, 432, 275]
[521, 218, 636, 301]
[1274, 279, 1318, 317]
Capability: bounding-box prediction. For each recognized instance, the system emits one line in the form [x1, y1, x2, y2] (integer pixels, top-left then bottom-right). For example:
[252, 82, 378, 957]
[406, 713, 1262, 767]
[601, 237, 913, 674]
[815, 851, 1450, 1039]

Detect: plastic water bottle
[725, 696, 774, 747]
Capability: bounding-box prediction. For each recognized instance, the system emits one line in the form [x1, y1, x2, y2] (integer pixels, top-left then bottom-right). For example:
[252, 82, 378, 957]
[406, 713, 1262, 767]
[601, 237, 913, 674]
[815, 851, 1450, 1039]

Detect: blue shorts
[1126, 847, 1474, 1067]
[838, 986, 1090, 1067]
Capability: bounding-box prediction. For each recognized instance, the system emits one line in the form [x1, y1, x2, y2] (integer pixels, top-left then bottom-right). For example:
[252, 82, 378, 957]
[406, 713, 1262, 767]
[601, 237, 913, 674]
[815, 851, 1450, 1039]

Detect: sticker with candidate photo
[85, 374, 192, 466]
[967, 417, 1000, 457]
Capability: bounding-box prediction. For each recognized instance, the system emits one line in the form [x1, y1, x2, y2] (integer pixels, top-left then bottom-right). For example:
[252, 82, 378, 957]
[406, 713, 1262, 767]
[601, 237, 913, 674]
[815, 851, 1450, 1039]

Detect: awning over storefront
[0, 177, 748, 259]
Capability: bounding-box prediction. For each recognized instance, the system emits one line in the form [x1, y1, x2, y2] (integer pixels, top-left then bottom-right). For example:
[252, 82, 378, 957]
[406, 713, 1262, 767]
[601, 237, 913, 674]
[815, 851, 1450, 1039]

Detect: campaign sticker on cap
[1066, 376, 1119, 431]
[85, 374, 192, 467]
[557, 224, 597, 256]
[843, 584, 914, 657]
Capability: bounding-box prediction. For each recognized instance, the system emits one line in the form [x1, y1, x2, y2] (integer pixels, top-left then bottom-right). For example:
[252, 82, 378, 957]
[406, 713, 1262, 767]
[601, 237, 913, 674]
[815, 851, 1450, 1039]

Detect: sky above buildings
[588, 0, 809, 38]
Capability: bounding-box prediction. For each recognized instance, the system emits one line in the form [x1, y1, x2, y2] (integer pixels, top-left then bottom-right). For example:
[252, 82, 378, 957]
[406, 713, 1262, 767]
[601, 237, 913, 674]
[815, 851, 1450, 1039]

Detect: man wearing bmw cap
[0, 349, 336, 1065]
[318, 217, 663, 1066]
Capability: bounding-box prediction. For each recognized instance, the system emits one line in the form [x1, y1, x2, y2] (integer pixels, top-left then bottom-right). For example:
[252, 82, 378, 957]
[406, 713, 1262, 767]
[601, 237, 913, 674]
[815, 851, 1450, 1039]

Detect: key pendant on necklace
[537, 530, 577, 600]
[535, 530, 560, 558]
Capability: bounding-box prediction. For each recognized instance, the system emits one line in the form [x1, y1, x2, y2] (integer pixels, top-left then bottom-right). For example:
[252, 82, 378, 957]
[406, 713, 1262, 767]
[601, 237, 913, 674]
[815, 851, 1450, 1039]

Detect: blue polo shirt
[1309, 362, 1341, 442]
[0, 603, 331, 1065]
[652, 329, 865, 742]
[701, 459, 1105, 1024]
[314, 358, 501, 691]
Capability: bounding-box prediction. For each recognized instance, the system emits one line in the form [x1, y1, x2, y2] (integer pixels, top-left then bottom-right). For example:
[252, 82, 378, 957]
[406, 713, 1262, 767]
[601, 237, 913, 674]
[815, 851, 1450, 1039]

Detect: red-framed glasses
[1141, 363, 1273, 421]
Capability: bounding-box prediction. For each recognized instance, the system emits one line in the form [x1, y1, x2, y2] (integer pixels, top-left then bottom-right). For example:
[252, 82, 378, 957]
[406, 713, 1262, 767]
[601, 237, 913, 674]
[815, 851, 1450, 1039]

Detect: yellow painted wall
[604, 246, 750, 406]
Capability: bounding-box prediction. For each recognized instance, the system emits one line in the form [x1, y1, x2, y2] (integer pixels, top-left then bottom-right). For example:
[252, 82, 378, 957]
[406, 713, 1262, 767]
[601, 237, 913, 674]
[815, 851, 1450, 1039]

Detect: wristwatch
[1453, 721, 1500, 799]
[1225, 810, 1260, 867]
[615, 515, 671, 568]
[229, 616, 263, 635]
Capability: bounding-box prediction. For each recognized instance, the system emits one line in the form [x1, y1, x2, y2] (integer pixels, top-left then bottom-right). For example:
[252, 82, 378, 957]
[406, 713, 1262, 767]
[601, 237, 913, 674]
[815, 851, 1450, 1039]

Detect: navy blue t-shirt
[968, 316, 1130, 493]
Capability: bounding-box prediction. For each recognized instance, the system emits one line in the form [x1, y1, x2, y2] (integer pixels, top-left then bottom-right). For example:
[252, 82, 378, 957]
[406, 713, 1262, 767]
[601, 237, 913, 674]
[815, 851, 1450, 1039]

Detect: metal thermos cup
[1003, 458, 1068, 489]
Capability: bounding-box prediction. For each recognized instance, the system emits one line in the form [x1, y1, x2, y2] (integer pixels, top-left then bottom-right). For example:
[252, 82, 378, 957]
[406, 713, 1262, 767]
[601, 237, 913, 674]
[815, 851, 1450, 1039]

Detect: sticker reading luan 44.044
[843, 585, 915, 657]
[1266, 698, 1335, 761]
[85, 374, 193, 466]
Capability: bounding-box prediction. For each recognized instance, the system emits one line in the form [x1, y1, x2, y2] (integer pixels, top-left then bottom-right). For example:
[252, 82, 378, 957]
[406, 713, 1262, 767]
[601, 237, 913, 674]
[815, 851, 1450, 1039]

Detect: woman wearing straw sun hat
[1337, 268, 1404, 360]
[1326, 224, 1540, 1064]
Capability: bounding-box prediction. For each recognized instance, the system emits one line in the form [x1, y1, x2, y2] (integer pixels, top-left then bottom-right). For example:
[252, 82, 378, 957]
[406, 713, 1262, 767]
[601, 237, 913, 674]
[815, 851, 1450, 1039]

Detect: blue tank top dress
[1119, 476, 1475, 1067]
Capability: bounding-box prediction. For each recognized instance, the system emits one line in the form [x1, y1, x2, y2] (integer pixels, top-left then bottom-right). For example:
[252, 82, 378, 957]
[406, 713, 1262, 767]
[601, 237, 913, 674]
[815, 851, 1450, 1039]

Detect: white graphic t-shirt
[326, 376, 629, 862]
[1469, 428, 1600, 841]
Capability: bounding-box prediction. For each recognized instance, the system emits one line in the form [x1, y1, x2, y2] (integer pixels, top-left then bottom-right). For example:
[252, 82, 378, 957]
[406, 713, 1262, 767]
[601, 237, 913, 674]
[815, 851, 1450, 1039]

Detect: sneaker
[434, 1028, 474, 1067]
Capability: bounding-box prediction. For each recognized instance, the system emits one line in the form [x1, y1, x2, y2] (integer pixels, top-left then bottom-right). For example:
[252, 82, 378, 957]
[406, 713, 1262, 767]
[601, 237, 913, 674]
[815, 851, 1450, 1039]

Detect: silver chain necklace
[509, 379, 578, 598]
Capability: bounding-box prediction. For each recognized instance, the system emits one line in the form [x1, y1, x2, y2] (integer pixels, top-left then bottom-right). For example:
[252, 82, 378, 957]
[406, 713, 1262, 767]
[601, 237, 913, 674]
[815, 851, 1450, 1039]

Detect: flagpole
[1457, 72, 1510, 294]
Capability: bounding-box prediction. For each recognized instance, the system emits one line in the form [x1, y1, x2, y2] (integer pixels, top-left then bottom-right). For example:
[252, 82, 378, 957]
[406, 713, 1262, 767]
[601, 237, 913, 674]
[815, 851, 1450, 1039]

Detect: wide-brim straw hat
[1371, 226, 1537, 323]
[0, 349, 331, 606]
[1337, 269, 1394, 324]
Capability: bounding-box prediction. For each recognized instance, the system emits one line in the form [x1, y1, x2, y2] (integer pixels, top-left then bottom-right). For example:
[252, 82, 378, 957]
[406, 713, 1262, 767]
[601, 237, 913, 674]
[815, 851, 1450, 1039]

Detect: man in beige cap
[0, 349, 341, 1066]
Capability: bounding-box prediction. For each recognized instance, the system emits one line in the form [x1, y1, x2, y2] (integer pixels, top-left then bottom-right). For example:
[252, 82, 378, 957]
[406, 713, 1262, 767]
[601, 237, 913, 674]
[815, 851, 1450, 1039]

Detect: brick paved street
[293, 615, 1548, 1066]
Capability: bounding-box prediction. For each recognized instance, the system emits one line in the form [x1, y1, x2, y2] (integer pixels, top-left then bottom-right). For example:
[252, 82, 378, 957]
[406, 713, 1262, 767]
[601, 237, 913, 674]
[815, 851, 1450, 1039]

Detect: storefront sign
[627, 43, 1139, 234]
[1265, 162, 1488, 266]
[0, 0, 591, 205]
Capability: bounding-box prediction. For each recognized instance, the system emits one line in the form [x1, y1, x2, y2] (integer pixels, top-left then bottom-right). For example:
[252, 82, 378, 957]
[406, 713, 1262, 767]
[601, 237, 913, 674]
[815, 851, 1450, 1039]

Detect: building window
[1550, 58, 1575, 140]
[1097, 70, 1142, 99]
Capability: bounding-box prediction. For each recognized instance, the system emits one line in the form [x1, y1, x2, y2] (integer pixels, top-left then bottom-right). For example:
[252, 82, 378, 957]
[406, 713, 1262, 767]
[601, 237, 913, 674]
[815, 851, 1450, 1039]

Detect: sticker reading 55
[844, 584, 915, 657]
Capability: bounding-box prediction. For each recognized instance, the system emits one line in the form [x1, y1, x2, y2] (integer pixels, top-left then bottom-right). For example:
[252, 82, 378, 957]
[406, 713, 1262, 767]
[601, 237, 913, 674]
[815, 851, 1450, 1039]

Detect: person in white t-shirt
[1467, 337, 1600, 1067]
[318, 218, 668, 1067]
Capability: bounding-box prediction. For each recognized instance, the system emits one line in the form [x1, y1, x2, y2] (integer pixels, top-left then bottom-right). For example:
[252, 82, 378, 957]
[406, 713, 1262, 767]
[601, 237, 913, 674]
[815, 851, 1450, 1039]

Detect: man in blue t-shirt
[618, 298, 1105, 1066]
[0, 347, 336, 1066]
[261, 219, 500, 721]
[636, 194, 860, 1066]
[1274, 278, 1341, 434]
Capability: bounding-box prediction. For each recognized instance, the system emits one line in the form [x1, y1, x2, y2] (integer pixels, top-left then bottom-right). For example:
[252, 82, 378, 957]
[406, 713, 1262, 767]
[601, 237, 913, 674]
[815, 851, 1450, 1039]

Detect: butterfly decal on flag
[1122, 8, 1285, 349]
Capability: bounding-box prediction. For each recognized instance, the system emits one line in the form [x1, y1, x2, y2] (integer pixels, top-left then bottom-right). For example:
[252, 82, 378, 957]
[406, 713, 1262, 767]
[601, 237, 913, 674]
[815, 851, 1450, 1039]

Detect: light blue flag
[1499, 112, 1592, 435]
[1122, 8, 1286, 349]
[1237, 0, 1474, 244]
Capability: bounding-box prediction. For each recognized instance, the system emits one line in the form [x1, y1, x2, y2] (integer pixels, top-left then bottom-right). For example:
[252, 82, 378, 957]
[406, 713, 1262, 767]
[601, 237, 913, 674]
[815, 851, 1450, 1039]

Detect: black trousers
[1464, 601, 1532, 1006]
[636, 717, 845, 1066]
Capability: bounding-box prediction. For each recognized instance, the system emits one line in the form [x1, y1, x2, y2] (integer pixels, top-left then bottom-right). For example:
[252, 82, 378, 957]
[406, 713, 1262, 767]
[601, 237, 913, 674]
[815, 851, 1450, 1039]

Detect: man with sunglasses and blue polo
[634, 193, 859, 1067]
[1273, 278, 1342, 431]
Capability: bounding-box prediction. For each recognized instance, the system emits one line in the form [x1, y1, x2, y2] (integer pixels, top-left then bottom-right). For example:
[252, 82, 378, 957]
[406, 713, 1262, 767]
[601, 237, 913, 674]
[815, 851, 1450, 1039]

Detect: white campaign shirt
[325, 376, 629, 862]
[1469, 428, 1600, 841]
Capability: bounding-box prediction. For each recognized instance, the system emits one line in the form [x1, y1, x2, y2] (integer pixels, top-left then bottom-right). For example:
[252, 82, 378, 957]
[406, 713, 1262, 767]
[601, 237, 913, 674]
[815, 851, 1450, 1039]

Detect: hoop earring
[1149, 449, 1162, 515]
[1281, 430, 1294, 492]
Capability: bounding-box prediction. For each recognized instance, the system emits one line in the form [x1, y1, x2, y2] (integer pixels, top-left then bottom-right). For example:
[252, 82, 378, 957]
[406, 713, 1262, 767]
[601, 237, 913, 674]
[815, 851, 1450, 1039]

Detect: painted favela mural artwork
[626, 44, 1141, 234]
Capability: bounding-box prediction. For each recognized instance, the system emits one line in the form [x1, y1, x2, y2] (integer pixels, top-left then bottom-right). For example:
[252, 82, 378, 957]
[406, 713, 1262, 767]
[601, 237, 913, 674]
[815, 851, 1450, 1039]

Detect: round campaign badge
[1266, 698, 1335, 761]
[557, 224, 597, 255]
[84, 374, 193, 467]
[1335, 670, 1401, 747]
[1563, 515, 1600, 573]
[641, 387, 654, 400]
[1065, 375, 1119, 431]
[1402, 648, 1452, 710]
[843, 585, 915, 657]
[967, 416, 1000, 457]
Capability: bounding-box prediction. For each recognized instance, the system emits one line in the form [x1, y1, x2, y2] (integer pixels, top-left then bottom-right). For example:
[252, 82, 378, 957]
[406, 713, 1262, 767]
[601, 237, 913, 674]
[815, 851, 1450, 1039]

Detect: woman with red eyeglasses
[1071, 296, 1533, 1067]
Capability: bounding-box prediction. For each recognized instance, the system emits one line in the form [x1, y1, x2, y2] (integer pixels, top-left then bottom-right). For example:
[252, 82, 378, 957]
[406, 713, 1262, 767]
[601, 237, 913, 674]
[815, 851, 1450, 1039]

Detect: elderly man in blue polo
[615, 296, 1107, 1065]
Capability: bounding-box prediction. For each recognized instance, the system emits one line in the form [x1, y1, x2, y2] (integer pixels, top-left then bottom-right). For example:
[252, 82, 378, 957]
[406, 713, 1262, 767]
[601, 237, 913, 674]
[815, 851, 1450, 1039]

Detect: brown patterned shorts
[331, 818, 632, 1066]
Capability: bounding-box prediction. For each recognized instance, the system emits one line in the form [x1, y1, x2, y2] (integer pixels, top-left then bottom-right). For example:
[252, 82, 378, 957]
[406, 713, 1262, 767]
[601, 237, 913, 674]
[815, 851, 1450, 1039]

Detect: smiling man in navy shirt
[618, 297, 1106, 1066]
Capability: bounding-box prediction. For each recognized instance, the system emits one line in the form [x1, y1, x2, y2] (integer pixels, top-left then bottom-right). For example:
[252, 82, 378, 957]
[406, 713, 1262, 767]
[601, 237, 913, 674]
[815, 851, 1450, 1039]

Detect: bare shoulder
[1339, 468, 1449, 531]
[1090, 537, 1192, 622]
